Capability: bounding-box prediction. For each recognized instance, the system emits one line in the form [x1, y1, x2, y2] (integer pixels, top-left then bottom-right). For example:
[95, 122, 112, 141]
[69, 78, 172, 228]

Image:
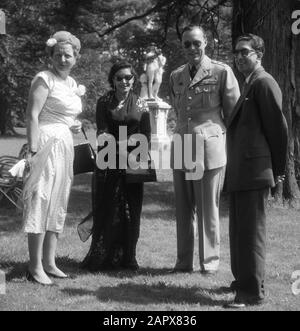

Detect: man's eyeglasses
[115, 74, 134, 82]
[183, 40, 202, 49]
[233, 49, 256, 58]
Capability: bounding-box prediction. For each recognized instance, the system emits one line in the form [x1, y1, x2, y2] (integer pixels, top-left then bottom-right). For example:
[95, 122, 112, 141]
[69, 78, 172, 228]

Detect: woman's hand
[70, 119, 82, 134]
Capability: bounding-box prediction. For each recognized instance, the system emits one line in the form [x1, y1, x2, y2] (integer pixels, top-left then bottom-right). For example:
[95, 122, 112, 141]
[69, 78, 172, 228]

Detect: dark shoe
[223, 295, 264, 309]
[25, 270, 55, 286]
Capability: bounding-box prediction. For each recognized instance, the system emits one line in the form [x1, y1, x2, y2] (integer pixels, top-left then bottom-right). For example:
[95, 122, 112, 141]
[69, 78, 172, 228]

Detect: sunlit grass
[0, 173, 299, 311]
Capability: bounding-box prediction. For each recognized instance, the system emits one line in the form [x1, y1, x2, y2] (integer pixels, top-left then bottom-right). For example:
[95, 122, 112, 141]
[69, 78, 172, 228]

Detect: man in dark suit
[225, 34, 288, 308]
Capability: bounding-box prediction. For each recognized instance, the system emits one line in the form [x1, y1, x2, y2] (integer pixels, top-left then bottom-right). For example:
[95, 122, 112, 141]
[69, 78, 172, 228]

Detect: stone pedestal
[146, 99, 171, 150]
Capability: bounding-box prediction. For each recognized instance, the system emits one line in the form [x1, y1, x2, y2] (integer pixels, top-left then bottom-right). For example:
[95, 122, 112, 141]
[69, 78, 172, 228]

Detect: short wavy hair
[46, 31, 81, 58]
[234, 33, 265, 58]
[180, 25, 207, 42]
[108, 61, 138, 89]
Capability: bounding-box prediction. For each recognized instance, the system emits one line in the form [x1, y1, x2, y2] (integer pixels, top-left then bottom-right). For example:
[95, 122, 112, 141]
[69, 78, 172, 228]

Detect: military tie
[190, 65, 197, 80]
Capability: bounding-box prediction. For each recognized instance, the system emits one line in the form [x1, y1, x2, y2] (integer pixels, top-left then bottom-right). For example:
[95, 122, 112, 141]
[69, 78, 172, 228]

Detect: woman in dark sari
[80, 61, 151, 271]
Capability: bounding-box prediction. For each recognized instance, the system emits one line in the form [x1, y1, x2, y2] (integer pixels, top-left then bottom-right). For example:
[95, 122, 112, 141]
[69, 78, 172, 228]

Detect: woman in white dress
[23, 31, 84, 285]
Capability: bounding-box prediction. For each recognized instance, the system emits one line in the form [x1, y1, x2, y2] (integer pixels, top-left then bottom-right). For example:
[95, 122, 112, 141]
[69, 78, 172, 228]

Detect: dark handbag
[73, 128, 96, 175]
[125, 153, 157, 183]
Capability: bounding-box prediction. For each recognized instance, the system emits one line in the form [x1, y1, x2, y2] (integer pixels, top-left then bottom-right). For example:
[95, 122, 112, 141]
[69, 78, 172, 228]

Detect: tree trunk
[232, 0, 300, 207]
[0, 36, 15, 136]
[0, 85, 15, 136]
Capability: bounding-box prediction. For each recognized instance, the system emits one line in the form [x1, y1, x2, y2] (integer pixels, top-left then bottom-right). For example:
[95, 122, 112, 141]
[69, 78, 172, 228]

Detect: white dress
[23, 70, 82, 234]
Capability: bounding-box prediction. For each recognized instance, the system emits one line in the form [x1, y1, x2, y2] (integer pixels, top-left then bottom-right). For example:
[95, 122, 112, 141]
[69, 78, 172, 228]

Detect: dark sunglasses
[183, 40, 203, 49]
[115, 74, 134, 82]
[233, 48, 256, 58]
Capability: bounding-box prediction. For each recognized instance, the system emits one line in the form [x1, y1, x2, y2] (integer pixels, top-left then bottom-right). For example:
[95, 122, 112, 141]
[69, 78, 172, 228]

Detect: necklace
[116, 99, 126, 111]
[115, 92, 129, 111]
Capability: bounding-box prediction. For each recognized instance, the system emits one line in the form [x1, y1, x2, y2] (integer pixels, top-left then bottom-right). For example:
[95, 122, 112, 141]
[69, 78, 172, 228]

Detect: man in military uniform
[169, 25, 240, 274]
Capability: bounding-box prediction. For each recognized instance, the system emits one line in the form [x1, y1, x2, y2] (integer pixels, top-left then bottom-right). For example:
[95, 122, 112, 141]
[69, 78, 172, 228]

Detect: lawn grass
[0, 173, 299, 311]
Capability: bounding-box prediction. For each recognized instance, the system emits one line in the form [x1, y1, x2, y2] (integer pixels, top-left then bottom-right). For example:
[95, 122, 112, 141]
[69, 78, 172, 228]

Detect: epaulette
[211, 59, 228, 68]
[171, 64, 186, 76]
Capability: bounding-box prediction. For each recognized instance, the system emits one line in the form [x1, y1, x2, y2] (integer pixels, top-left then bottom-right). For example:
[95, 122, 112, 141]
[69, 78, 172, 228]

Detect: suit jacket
[169, 55, 240, 172]
[225, 67, 288, 192]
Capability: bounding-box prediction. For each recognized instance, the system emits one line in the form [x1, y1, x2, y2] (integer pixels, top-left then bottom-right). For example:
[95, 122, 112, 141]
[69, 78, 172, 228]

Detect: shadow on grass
[0, 204, 22, 233]
[0, 260, 27, 281]
[60, 283, 229, 307]
[76, 267, 176, 279]
[1, 259, 190, 283]
[0, 173, 229, 234]
[0, 256, 83, 281]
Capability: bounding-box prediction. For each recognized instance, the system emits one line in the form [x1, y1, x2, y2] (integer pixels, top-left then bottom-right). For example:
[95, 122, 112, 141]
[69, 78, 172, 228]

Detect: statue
[140, 45, 166, 101]
[0, 10, 6, 35]
[139, 45, 171, 150]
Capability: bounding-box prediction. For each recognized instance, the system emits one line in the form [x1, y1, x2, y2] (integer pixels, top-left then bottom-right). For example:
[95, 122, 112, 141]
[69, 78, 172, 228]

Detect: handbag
[73, 128, 96, 175]
[125, 153, 157, 183]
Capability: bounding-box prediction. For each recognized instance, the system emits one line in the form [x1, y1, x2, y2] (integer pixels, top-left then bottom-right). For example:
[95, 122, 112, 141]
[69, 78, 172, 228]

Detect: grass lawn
[0, 173, 299, 311]
[0, 129, 299, 311]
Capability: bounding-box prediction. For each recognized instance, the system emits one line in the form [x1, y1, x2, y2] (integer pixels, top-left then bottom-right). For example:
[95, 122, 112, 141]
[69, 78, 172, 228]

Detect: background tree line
[0, 0, 299, 205]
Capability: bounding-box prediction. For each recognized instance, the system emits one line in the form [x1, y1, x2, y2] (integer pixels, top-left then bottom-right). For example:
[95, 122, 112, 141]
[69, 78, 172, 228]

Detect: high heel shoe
[25, 270, 54, 286]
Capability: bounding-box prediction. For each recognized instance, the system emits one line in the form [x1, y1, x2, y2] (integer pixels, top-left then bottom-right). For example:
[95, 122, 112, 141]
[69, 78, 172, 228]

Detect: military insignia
[195, 87, 202, 94]
[201, 77, 218, 84]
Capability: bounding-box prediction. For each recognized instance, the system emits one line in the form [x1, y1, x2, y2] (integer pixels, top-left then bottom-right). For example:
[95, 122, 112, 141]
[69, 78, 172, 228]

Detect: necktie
[190, 65, 197, 80]
[241, 81, 249, 95]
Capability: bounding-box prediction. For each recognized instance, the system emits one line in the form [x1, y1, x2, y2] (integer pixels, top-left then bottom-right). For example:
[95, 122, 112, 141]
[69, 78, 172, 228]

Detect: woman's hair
[46, 31, 81, 58]
[108, 60, 138, 89]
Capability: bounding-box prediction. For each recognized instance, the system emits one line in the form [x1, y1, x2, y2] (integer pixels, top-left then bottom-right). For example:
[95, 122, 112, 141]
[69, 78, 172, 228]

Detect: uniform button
[187, 106, 191, 110]
[188, 96, 192, 100]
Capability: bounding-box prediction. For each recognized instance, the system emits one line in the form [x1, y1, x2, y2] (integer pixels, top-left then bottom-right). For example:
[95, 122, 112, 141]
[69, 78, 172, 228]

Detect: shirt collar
[245, 63, 262, 83]
[189, 55, 210, 71]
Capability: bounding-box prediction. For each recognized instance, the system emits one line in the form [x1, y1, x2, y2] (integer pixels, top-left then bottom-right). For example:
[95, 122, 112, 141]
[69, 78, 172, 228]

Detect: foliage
[0, 0, 233, 130]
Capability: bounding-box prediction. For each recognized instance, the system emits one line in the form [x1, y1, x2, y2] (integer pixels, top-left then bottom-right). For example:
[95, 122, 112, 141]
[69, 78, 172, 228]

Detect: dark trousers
[229, 188, 269, 300]
[124, 181, 144, 262]
[91, 170, 143, 267]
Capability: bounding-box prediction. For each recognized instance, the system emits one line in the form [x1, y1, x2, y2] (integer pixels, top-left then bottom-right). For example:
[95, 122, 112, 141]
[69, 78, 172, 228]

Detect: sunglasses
[233, 49, 256, 58]
[115, 74, 134, 82]
[183, 40, 203, 49]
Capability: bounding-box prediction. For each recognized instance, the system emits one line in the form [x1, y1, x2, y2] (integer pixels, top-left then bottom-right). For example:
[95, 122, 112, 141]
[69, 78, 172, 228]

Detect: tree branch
[94, 0, 175, 37]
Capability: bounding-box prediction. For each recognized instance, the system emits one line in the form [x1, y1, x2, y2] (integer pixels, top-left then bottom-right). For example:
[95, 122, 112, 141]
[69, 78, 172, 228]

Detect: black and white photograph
[0, 0, 299, 314]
